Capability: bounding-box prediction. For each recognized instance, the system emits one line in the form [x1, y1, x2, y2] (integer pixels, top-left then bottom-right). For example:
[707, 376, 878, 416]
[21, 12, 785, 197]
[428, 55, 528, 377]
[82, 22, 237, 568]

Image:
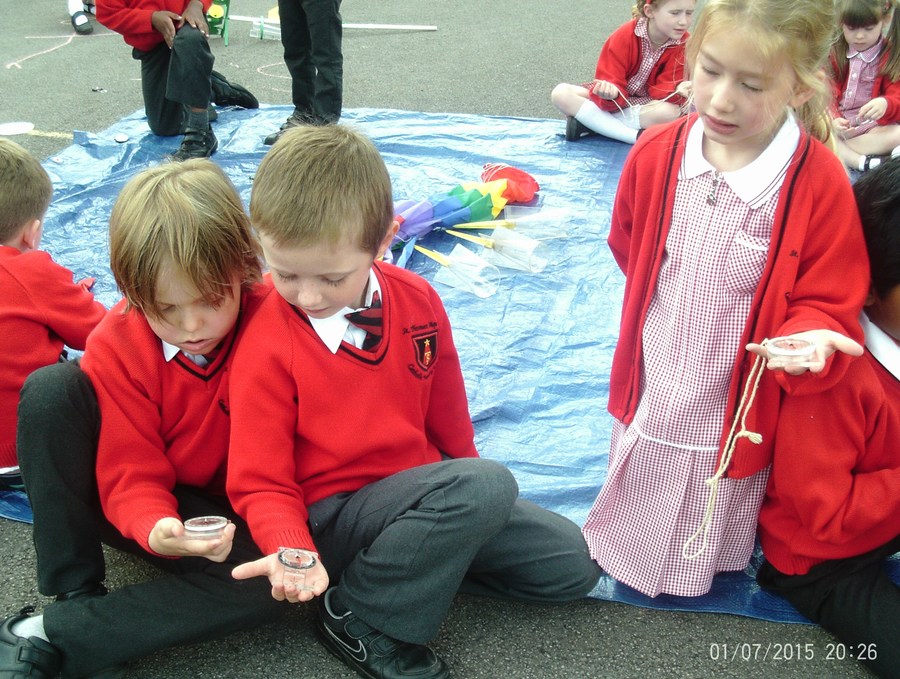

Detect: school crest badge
[412, 332, 437, 372]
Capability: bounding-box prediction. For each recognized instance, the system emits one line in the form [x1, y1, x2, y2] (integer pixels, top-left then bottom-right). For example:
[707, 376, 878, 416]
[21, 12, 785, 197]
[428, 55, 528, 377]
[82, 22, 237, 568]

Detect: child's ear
[788, 69, 824, 109]
[864, 285, 878, 307]
[21, 218, 43, 251]
[375, 220, 400, 260]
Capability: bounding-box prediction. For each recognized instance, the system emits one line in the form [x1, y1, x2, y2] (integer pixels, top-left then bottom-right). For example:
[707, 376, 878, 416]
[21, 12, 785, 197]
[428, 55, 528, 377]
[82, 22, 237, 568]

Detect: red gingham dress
[583, 117, 800, 597]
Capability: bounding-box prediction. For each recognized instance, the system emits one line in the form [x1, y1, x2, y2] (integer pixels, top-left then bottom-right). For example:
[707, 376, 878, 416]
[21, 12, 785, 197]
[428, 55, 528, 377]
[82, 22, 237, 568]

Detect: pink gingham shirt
[583, 115, 800, 597]
[839, 39, 884, 138]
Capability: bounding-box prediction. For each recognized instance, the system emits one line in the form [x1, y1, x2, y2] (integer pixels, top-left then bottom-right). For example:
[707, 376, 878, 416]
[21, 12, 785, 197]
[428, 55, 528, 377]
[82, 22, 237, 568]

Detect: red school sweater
[95, 0, 213, 52]
[758, 349, 900, 575]
[0, 246, 105, 468]
[81, 284, 267, 553]
[227, 262, 479, 555]
[591, 18, 689, 113]
[606, 115, 869, 479]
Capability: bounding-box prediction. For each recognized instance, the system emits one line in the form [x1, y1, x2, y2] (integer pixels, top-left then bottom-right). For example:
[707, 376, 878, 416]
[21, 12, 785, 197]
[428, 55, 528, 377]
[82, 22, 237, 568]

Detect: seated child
[0, 138, 105, 491]
[95, 0, 259, 160]
[0, 160, 286, 678]
[227, 125, 602, 679]
[550, 0, 694, 143]
[756, 157, 900, 678]
[829, 0, 900, 172]
[68, 0, 96, 34]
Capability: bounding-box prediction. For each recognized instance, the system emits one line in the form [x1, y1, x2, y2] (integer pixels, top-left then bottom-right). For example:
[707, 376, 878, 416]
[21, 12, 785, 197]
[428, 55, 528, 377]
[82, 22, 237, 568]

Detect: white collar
[848, 39, 883, 63]
[161, 341, 208, 367]
[162, 341, 181, 362]
[862, 311, 900, 379]
[681, 114, 800, 208]
[307, 268, 381, 354]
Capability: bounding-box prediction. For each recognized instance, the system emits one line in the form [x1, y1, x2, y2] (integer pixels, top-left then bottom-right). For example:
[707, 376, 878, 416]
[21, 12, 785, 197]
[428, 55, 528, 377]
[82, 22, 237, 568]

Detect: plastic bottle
[250, 17, 281, 40]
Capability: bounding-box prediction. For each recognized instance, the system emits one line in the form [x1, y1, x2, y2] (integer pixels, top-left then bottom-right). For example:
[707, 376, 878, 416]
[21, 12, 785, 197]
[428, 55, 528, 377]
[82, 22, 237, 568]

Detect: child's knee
[447, 458, 518, 520]
[19, 362, 89, 417]
[172, 23, 206, 50]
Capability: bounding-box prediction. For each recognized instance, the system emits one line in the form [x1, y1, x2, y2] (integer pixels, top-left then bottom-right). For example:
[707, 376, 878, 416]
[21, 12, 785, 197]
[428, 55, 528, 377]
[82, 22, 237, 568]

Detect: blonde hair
[633, 0, 686, 19]
[109, 159, 261, 318]
[832, 0, 900, 82]
[0, 139, 52, 243]
[686, 0, 835, 143]
[250, 125, 394, 254]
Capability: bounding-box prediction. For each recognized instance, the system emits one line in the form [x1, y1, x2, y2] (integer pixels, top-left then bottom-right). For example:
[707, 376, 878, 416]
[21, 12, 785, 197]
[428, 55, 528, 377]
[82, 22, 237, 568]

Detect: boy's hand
[858, 97, 888, 123]
[151, 11, 183, 48]
[182, 0, 210, 38]
[148, 516, 236, 561]
[747, 330, 863, 375]
[232, 551, 330, 603]
[591, 80, 621, 101]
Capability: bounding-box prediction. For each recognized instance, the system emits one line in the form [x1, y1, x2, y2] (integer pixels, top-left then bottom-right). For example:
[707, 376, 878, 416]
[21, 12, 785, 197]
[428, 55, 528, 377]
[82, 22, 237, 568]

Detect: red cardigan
[81, 284, 266, 552]
[96, 0, 213, 52]
[227, 262, 479, 555]
[758, 349, 900, 575]
[0, 247, 105, 467]
[829, 50, 900, 125]
[607, 116, 869, 478]
[591, 18, 689, 112]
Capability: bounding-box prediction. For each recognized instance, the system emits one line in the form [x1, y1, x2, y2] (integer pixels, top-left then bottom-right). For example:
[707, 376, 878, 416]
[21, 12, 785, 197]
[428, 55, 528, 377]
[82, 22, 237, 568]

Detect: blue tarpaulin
[20, 104, 898, 624]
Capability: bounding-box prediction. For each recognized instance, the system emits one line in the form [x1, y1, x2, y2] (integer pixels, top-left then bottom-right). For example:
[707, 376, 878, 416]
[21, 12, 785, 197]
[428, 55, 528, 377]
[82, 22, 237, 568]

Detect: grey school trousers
[307, 457, 602, 644]
[17, 362, 287, 678]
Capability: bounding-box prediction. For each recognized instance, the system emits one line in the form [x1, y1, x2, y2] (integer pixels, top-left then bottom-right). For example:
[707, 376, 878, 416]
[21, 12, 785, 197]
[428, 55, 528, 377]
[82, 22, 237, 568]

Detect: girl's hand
[832, 117, 851, 133]
[182, 0, 209, 38]
[592, 80, 621, 100]
[232, 551, 330, 603]
[858, 97, 887, 123]
[675, 80, 692, 99]
[747, 330, 863, 375]
[148, 517, 236, 561]
[151, 11, 182, 47]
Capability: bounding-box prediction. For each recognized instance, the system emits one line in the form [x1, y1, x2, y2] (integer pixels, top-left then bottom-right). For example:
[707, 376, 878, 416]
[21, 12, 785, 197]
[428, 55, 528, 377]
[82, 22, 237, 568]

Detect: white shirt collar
[307, 268, 381, 354]
[862, 311, 900, 379]
[681, 114, 800, 207]
[162, 341, 181, 362]
[162, 341, 208, 367]
[848, 39, 883, 63]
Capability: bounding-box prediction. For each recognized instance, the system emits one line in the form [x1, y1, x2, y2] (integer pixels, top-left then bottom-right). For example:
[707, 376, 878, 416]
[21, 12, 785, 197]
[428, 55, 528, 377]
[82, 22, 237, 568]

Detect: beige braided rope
[682, 344, 768, 561]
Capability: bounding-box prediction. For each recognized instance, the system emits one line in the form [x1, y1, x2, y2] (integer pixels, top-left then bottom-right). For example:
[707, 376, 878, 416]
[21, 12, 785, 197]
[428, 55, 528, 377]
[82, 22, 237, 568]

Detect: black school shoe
[0, 607, 61, 679]
[316, 589, 451, 679]
[564, 116, 591, 141]
[263, 112, 307, 146]
[171, 127, 218, 161]
[210, 70, 259, 109]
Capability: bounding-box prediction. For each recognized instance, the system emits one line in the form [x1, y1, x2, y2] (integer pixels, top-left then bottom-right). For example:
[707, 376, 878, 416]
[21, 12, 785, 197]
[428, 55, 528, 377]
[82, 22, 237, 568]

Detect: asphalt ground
[0, 1, 875, 677]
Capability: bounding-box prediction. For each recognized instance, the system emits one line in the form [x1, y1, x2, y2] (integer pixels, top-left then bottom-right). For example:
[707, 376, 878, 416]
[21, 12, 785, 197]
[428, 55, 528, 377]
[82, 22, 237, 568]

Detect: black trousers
[132, 24, 214, 135]
[308, 457, 601, 644]
[757, 535, 900, 679]
[277, 0, 343, 123]
[17, 362, 287, 678]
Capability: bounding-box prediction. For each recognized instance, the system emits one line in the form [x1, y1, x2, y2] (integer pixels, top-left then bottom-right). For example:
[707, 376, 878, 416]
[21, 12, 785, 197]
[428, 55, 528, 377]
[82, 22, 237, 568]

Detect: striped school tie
[344, 291, 383, 351]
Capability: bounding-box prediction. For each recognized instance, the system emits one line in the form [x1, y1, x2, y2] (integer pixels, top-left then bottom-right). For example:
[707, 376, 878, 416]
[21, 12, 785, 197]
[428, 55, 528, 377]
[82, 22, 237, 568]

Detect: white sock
[68, 0, 83, 15]
[575, 101, 639, 144]
[892, 145, 900, 159]
[859, 155, 882, 172]
[10, 614, 49, 643]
